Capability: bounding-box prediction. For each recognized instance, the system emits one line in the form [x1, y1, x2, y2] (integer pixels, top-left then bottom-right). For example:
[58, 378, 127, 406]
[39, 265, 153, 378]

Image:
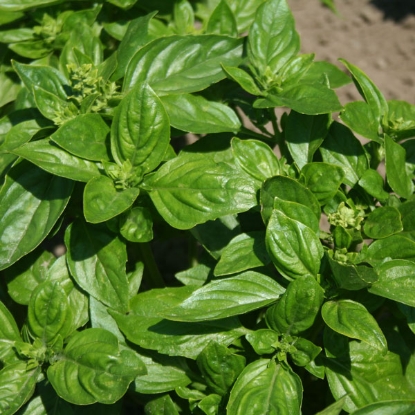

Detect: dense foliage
[0, 0, 415, 413]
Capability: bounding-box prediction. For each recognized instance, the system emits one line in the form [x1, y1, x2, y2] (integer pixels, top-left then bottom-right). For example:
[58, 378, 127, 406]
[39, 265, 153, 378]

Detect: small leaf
[366, 235, 415, 266]
[47, 328, 146, 405]
[119, 206, 153, 243]
[163, 271, 284, 322]
[206, 0, 238, 36]
[222, 65, 262, 96]
[246, 329, 279, 355]
[322, 300, 387, 354]
[290, 338, 322, 367]
[358, 169, 389, 201]
[0, 301, 22, 364]
[227, 359, 302, 415]
[363, 206, 403, 239]
[144, 395, 179, 415]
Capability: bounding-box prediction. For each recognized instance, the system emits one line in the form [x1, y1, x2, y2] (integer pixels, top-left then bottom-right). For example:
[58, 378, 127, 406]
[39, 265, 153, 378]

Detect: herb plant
[0, 0, 415, 414]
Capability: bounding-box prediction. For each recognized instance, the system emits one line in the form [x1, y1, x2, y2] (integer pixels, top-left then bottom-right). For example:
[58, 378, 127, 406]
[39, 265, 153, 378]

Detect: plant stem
[138, 243, 165, 289]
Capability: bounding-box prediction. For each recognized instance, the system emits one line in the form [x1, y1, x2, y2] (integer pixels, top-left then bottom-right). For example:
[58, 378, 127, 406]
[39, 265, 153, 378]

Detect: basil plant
[0, 0, 414, 414]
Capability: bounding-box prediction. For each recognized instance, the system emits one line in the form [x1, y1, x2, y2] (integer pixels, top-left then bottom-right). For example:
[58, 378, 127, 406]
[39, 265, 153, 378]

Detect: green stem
[138, 243, 165, 288]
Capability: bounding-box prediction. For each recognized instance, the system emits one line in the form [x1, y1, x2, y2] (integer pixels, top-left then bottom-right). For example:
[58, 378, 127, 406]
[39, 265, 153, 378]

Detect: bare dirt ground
[287, 0, 415, 105]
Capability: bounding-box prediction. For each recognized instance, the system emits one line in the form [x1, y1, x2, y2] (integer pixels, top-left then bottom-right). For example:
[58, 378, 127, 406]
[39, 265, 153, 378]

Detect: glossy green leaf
[301, 61, 351, 88]
[197, 342, 245, 396]
[266, 210, 324, 280]
[0, 0, 64, 11]
[110, 286, 246, 359]
[144, 394, 179, 415]
[245, 329, 279, 355]
[385, 135, 413, 199]
[366, 235, 415, 266]
[290, 338, 322, 367]
[315, 396, 348, 415]
[320, 121, 369, 186]
[111, 12, 156, 81]
[368, 260, 415, 307]
[119, 206, 153, 243]
[261, 175, 321, 224]
[0, 301, 22, 364]
[0, 363, 40, 415]
[340, 59, 388, 123]
[266, 275, 324, 335]
[222, 65, 263, 96]
[51, 114, 110, 161]
[385, 100, 415, 140]
[214, 231, 270, 276]
[13, 139, 101, 182]
[248, 0, 299, 74]
[163, 271, 284, 321]
[322, 300, 387, 354]
[227, 359, 302, 415]
[124, 35, 244, 94]
[231, 137, 280, 181]
[398, 199, 415, 231]
[340, 101, 381, 143]
[48, 328, 145, 405]
[173, 0, 194, 34]
[111, 83, 170, 174]
[301, 162, 344, 205]
[0, 72, 21, 108]
[65, 219, 129, 312]
[83, 175, 140, 223]
[363, 206, 403, 239]
[133, 354, 191, 394]
[358, 168, 390, 201]
[28, 281, 73, 344]
[145, 156, 257, 230]
[0, 160, 72, 270]
[285, 111, 330, 169]
[206, 0, 237, 36]
[198, 394, 222, 415]
[160, 93, 241, 134]
[353, 401, 415, 415]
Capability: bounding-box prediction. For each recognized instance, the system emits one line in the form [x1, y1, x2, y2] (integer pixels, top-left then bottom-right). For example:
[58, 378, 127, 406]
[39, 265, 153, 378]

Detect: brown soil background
[287, 0, 415, 105]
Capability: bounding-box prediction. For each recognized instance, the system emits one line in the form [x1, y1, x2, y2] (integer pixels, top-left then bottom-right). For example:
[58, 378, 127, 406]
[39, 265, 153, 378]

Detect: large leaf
[322, 300, 387, 354]
[145, 156, 257, 229]
[248, 0, 299, 74]
[65, 219, 129, 312]
[0, 363, 41, 415]
[266, 275, 324, 335]
[363, 206, 403, 239]
[365, 235, 415, 266]
[162, 271, 285, 321]
[0, 160, 73, 270]
[0, 0, 64, 11]
[160, 93, 241, 134]
[111, 83, 170, 174]
[124, 35, 244, 94]
[227, 359, 302, 415]
[266, 210, 324, 280]
[13, 139, 102, 182]
[47, 328, 146, 405]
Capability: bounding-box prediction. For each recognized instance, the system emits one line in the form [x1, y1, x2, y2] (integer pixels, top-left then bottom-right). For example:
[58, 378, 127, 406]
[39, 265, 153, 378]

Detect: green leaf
[340, 58, 388, 123]
[214, 231, 270, 276]
[245, 329, 280, 355]
[144, 394, 179, 415]
[352, 401, 415, 415]
[119, 206, 153, 243]
[363, 206, 403, 239]
[124, 35, 244, 94]
[248, 0, 299, 74]
[110, 286, 246, 359]
[48, 328, 145, 405]
[257, 83, 342, 115]
[0, 363, 41, 415]
[301, 61, 351, 89]
[358, 168, 389, 201]
[0, 301, 22, 364]
[340, 101, 382, 143]
[266, 211, 324, 280]
[385, 135, 413, 199]
[227, 359, 302, 415]
[315, 396, 348, 415]
[222, 65, 262, 96]
[385, 100, 415, 140]
[173, 0, 194, 34]
[368, 260, 415, 307]
[231, 137, 280, 181]
[206, 0, 238, 36]
[0, 160, 72, 270]
[13, 139, 101, 182]
[301, 162, 344, 205]
[133, 354, 191, 394]
[83, 175, 140, 223]
[0, 0, 64, 11]
[285, 111, 330, 169]
[322, 300, 387, 354]
[290, 338, 322, 367]
[320, 121, 369, 186]
[197, 342, 245, 396]
[160, 94, 241, 134]
[198, 394, 222, 415]
[111, 83, 170, 174]
[163, 271, 284, 322]
[266, 275, 324, 335]
[65, 219, 129, 312]
[28, 281, 73, 344]
[51, 114, 111, 162]
[0, 72, 21, 108]
[260, 175, 321, 225]
[145, 156, 257, 230]
[366, 235, 415, 266]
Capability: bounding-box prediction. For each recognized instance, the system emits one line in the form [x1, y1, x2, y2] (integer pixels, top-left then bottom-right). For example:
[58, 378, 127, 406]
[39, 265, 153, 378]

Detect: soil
[287, 0, 415, 105]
